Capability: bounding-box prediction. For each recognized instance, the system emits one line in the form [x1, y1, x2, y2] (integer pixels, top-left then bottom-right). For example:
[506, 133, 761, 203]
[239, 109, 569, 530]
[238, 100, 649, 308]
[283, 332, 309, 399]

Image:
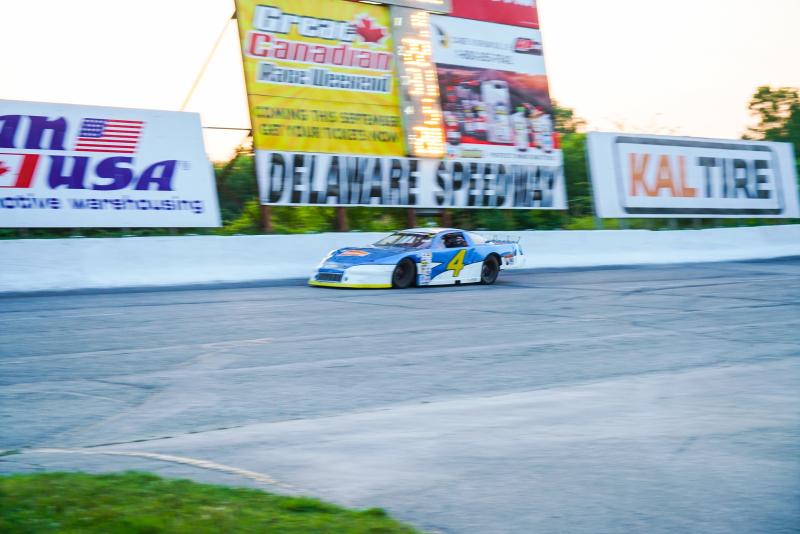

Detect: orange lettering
[677, 155, 697, 197]
[654, 155, 679, 197]
[629, 153, 653, 196]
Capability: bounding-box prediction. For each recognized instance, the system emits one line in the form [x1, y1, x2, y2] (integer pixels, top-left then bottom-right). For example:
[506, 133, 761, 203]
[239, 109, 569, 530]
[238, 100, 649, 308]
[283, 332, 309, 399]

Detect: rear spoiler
[486, 235, 521, 245]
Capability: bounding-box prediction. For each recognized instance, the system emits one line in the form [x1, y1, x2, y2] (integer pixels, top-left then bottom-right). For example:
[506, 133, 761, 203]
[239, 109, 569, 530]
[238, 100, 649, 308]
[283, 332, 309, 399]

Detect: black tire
[480, 255, 500, 285]
[392, 258, 416, 289]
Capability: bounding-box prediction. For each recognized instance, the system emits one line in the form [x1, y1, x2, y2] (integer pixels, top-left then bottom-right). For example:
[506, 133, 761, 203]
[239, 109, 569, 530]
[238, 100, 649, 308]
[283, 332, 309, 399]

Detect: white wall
[1, 225, 799, 293]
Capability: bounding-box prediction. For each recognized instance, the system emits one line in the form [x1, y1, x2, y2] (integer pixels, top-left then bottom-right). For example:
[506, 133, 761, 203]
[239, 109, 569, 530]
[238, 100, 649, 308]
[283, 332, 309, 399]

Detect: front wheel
[392, 258, 416, 289]
[480, 256, 499, 285]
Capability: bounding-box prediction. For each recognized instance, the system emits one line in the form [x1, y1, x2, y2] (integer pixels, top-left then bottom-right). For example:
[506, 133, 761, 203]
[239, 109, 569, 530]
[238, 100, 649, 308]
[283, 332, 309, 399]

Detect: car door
[431, 232, 474, 284]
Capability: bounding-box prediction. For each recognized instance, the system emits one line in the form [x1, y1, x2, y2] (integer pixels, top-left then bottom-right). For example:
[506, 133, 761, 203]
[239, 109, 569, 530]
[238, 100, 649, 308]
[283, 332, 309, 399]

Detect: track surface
[2, 259, 799, 533]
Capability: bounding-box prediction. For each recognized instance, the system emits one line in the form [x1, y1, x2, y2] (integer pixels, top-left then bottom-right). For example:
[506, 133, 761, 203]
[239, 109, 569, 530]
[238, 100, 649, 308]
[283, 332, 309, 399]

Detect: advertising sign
[256, 150, 566, 209]
[451, 0, 539, 29]
[235, 0, 405, 156]
[0, 100, 220, 228]
[587, 132, 800, 218]
[429, 15, 561, 171]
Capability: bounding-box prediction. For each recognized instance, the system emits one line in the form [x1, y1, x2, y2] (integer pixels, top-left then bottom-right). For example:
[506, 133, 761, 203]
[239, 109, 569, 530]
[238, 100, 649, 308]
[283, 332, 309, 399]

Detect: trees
[551, 98, 587, 135]
[214, 144, 258, 224]
[744, 86, 800, 174]
[551, 101, 592, 218]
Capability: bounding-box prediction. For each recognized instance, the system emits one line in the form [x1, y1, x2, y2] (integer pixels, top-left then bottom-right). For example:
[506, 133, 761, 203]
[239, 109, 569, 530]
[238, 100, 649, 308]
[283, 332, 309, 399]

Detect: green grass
[0, 472, 421, 533]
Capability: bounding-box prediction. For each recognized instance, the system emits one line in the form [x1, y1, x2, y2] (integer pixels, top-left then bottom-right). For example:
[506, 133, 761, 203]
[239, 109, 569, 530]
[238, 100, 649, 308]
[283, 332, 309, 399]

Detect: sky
[1, 0, 798, 162]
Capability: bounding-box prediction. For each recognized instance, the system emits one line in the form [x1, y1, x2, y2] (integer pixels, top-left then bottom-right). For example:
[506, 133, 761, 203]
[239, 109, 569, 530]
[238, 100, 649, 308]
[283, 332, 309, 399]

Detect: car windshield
[374, 232, 432, 248]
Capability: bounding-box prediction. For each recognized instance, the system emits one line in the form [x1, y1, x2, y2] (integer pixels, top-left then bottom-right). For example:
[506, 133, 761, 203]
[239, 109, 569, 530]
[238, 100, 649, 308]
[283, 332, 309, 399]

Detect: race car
[309, 228, 524, 289]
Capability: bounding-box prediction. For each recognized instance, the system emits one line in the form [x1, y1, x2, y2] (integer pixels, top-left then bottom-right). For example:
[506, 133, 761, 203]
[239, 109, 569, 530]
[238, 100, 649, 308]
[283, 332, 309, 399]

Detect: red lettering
[247, 32, 271, 57]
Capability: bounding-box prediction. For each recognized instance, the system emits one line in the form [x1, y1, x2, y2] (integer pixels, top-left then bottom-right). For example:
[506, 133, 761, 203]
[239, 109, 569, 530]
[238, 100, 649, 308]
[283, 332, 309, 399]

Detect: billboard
[429, 15, 560, 169]
[0, 100, 220, 228]
[587, 132, 800, 218]
[256, 151, 565, 209]
[235, 0, 567, 210]
[450, 0, 539, 29]
[368, 0, 451, 12]
[235, 0, 405, 156]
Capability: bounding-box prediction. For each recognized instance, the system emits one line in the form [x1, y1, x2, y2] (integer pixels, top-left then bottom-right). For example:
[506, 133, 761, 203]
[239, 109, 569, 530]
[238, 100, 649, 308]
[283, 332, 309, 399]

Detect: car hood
[326, 246, 411, 265]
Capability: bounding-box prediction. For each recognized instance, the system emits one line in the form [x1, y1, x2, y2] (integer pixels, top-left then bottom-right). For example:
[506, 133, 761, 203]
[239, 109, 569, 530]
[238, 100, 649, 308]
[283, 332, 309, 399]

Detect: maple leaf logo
[354, 16, 386, 44]
[0, 161, 10, 177]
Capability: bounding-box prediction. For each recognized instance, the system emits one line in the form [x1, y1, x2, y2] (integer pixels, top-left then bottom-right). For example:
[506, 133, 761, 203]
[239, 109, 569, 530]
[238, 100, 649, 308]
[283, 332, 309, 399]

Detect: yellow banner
[236, 0, 404, 155]
[250, 95, 404, 154]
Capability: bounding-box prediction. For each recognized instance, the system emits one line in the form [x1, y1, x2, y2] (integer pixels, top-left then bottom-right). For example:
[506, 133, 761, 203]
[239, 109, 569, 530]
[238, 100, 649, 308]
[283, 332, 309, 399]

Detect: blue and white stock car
[310, 228, 524, 289]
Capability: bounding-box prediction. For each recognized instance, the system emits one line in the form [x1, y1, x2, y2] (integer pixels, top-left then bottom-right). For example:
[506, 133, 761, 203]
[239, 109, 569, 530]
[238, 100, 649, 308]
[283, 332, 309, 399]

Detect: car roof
[400, 228, 462, 235]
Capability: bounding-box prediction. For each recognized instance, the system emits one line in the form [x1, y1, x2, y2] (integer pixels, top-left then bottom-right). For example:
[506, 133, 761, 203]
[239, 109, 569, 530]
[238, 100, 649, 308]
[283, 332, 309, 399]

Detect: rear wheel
[392, 258, 416, 289]
[480, 255, 499, 285]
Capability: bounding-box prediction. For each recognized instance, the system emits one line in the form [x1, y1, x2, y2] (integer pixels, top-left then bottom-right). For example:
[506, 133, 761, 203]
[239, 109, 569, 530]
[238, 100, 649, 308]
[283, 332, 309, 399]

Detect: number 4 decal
[447, 249, 466, 277]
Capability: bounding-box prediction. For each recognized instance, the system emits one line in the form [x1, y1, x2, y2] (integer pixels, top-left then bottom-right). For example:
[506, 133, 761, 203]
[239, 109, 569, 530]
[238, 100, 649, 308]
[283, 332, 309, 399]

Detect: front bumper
[308, 264, 394, 289]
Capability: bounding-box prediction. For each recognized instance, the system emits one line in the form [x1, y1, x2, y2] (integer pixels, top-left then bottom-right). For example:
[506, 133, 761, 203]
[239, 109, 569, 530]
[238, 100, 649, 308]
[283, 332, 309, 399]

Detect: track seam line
[25, 447, 303, 492]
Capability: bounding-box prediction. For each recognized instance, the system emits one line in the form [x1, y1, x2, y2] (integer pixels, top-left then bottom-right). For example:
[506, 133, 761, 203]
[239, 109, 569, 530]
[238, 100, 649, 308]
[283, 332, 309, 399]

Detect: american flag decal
[75, 118, 144, 154]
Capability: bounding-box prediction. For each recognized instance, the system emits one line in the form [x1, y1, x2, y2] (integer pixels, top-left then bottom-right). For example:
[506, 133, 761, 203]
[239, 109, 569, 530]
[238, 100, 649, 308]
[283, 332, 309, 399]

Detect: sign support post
[260, 205, 273, 233]
[336, 207, 348, 232]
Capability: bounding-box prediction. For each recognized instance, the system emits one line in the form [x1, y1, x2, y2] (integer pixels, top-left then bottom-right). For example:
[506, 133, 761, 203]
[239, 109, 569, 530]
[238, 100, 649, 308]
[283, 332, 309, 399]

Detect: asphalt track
[1, 259, 799, 533]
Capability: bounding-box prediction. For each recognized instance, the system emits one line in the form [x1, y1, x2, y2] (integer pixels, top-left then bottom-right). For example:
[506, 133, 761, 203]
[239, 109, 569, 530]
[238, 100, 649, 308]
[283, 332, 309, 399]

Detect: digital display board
[391, 6, 446, 158]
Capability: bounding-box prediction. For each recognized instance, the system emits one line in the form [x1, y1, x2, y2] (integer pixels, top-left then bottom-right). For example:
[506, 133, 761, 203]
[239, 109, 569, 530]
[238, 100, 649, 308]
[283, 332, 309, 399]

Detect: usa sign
[587, 132, 800, 218]
[0, 100, 221, 227]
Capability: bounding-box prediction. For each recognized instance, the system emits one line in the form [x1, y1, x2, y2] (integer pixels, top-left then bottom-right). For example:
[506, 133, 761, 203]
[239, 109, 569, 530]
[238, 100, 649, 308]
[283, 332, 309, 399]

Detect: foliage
[218, 199, 263, 234]
[0, 471, 419, 534]
[745, 86, 800, 143]
[551, 98, 587, 134]
[744, 85, 800, 176]
[271, 206, 336, 234]
[560, 132, 592, 217]
[214, 147, 259, 225]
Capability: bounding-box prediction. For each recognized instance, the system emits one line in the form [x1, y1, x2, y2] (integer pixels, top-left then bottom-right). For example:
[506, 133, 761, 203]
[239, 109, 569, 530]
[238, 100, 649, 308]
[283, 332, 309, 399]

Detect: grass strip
[0, 471, 420, 533]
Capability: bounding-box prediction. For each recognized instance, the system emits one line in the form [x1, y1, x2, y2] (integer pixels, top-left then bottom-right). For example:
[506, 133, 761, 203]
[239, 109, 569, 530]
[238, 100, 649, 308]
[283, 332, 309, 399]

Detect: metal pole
[180, 12, 236, 111]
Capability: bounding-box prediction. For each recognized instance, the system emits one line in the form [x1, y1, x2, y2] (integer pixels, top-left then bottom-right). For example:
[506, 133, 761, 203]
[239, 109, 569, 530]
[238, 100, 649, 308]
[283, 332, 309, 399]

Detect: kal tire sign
[587, 132, 800, 218]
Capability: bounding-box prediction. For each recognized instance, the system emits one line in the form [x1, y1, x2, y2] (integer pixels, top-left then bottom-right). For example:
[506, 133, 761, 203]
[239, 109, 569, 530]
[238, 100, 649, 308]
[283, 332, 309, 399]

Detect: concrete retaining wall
[2, 225, 798, 293]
